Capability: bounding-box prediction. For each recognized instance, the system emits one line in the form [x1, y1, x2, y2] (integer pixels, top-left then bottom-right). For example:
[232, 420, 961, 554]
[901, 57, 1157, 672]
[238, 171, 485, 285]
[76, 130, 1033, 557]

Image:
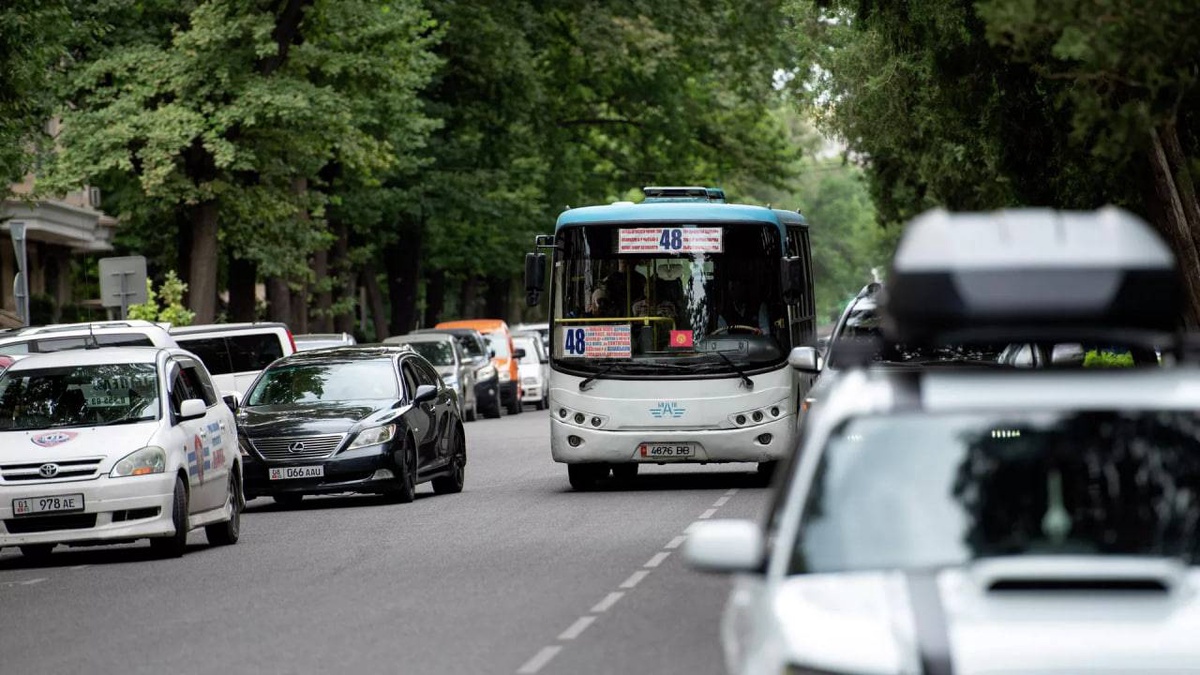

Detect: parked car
[0, 347, 242, 560]
[0, 320, 178, 355]
[512, 334, 547, 410]
[236, 346, 466, 505]
[383, 332, 478, 421]
[293, 332, 357, 351]
[513, 322, 549, 355]
[412, 327, 501, 419]
[434, 319, 524, 415]
[170, 322, 296, 399]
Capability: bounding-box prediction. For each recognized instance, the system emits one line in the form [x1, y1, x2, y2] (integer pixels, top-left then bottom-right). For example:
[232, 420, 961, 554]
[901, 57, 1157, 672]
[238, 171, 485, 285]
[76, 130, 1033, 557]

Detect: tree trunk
[290, 284, 308, 334]
[188, 200, 219, 323]
[424, 268, 445, 327]
[313, 248, 333, 332]
[362, 262, 389, 341]
[332, 223, 355, 334]
[384, 223, 422, 334]
[227, 255, 257, 322]
[484, 275, 509, 320]
[1160, 119, 1200, 244]
[266, 278, 291, 323]
[461, 275, 479, 318]
[1148, 126, 1200, 325]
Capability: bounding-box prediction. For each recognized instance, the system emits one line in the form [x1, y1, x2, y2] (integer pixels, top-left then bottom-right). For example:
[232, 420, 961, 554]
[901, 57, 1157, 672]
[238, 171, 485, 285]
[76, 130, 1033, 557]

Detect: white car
[170, 322, 296, 399]
[512, 334, 547, 410]
[687, 207, 1200, 674]
[0, 347, 242, 559]
[0, 320, 177, 355]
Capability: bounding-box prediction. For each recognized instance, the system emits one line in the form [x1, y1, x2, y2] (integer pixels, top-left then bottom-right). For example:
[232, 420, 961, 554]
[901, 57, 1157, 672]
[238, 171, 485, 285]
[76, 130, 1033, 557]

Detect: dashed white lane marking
[698, 508, 717, 519]
[591, 592, 624, 613]
[644, 551, 670, 568]
[70, 565, 89, 570]
[517, 646, 562, 674]
[665, 535, 687, 549]
[619, 570, 650, 589]
[558, 616, 596, 641]
[22, 578, 45, 586]
[712, 496, 731, 507]
[1, 577, 47, 588]
[724, 488, 739, 497]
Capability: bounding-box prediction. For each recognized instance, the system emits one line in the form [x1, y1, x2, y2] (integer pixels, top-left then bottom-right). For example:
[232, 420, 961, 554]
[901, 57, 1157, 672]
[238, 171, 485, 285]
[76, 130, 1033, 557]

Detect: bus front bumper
[550, 416, 792, 464]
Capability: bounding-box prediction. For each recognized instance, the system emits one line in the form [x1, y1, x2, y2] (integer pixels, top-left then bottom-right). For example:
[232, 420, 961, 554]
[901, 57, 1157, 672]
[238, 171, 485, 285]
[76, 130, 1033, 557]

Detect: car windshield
[245, 360, 399, 405]
[405, 341, 455, 366]
[485, 331, 510, 358]
[514, 339, 540, 365]
[552, 222, 788, 376]
[0, 363, 160, 430]
[791, 410, 1200, 574]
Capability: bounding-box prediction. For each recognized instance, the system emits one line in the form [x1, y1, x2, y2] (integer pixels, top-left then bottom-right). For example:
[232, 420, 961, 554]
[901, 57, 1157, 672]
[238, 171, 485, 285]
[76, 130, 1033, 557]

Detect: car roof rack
[878, 207, 1181, 347]
[641, 186, 726, 203]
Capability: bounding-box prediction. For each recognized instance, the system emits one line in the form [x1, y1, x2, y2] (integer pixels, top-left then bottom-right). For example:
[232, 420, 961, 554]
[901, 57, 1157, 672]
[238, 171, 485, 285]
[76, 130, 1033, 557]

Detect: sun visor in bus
[879, 207, 1182, 344]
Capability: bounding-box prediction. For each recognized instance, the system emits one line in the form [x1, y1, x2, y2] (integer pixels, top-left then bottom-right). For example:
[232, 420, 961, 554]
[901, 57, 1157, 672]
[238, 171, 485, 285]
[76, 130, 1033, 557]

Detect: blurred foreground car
[237, 346, 465, 505]
[687, 207, 1198, 674]
[0, 348, 241, 560]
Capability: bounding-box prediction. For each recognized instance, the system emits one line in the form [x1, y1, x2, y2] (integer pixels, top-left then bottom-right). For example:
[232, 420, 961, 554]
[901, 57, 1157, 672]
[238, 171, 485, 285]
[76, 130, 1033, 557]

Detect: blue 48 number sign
[563, 327, 586, 356]
[657, 228, 683, 251]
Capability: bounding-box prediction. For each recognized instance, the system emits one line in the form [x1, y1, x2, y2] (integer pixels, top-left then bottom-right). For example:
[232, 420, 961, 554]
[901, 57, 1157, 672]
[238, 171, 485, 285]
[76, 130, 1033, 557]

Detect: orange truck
[435, 319, 525, 415]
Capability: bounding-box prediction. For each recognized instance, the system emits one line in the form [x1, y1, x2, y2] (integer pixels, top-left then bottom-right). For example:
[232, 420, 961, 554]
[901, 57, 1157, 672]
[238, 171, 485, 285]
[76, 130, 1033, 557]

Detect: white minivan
[170, 323, 296, 399]
[0, 347, 242, 559]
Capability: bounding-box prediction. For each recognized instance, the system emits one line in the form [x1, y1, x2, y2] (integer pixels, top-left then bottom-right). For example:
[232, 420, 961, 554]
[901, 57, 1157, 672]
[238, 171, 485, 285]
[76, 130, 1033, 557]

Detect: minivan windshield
[485, 331, 510, 358]
[791, 411, 1200, 574]
[0, 364, 160, 430]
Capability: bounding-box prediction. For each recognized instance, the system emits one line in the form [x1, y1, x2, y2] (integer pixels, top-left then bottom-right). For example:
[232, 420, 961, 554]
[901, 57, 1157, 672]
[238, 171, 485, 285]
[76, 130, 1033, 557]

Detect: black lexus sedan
[236, 346, 466, 506]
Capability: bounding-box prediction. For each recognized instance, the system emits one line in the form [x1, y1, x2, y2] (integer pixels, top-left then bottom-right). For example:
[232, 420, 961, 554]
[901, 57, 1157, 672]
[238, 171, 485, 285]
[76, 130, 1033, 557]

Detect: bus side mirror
[780, 257, 803, 301]
[525, 252, 547, 307]
[788, 346, 822, 373]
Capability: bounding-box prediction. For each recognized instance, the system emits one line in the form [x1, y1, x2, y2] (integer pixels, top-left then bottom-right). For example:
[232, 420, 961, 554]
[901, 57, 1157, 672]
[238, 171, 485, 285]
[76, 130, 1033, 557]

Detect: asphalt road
[0, 408, 770, 675]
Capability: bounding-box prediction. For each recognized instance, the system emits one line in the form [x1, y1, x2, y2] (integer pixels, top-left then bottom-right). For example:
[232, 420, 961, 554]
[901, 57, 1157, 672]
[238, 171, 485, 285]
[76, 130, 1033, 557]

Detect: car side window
[180, 337, 233, 375]
[399, 361, 419, 401]
[180, 360, 217, 406]
[414, 361, 439, 388]
[227, 333, 285, 372]
[168, 368, 197, 416]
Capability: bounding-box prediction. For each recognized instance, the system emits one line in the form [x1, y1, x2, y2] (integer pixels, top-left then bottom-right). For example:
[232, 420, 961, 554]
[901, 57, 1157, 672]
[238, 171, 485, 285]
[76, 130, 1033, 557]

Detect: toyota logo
[288, 442, 306, 453]
[38, 463, 59, 478]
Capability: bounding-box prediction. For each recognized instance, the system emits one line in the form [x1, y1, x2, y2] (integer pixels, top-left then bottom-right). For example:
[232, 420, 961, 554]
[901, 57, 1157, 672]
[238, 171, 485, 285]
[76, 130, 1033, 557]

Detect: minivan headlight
[348, 424, 396, 450]
[110, 446, 167, 477]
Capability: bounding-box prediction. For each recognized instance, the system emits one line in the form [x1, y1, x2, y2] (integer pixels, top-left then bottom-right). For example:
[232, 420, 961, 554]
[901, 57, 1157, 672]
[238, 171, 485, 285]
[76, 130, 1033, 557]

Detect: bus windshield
[553, 222, 788, 375]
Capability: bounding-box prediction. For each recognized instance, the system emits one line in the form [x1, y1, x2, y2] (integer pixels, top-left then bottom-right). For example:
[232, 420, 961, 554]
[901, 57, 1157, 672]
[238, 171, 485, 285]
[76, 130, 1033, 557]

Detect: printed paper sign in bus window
[618, 227, 723, 254]
[560, 325, 631, 359]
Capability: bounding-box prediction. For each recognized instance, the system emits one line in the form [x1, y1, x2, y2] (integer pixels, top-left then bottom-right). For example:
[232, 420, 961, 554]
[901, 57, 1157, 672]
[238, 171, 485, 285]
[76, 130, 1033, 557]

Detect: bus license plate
[269, 466, 324, 480]
[638, 443, 695, 459]
[13, 494, 85, 516]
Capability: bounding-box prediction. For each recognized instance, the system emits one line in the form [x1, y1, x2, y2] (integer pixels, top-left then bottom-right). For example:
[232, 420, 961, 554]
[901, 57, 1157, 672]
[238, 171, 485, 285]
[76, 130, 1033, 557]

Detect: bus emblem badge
[650, 402, 686, 419]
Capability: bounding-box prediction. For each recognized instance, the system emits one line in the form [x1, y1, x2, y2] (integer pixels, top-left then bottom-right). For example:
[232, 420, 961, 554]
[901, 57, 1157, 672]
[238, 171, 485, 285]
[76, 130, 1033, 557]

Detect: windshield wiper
[711, 351, 754, 390]
[579, 363, 619, 391]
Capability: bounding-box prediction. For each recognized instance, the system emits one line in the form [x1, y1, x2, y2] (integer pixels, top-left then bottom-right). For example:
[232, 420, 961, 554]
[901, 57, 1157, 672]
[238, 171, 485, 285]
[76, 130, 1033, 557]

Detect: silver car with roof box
[687, 207, 1199, 675]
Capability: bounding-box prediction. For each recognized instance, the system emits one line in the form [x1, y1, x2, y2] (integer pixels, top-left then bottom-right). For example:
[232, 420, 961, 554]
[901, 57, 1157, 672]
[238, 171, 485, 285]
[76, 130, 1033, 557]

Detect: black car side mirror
[413, 384, 438, 405]
[514, 348, 527, 359]
[222, 393, 239, 412]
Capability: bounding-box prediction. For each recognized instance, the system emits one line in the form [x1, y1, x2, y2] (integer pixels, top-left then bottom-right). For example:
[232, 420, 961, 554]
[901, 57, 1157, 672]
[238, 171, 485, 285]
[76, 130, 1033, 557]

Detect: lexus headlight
[498, 370, 511, 382]
[110, 446, 167, 477]
[476, 364, 496, 380]
[348, 424, 397, 450]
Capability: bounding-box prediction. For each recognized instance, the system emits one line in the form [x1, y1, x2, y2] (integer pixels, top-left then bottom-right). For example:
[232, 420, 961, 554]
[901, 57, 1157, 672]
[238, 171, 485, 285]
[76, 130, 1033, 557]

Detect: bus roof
[555, 201, 807, 230]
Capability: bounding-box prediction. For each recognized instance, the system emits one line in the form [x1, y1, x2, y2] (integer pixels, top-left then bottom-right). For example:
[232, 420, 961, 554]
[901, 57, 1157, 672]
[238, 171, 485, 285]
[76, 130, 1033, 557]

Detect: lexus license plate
[13, 493, 85, 516]
[637, 443, 696, 459]
[268, 466, 324, 480]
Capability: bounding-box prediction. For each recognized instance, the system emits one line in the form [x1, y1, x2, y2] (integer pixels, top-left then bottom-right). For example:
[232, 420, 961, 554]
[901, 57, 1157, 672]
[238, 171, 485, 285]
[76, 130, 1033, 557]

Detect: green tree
[50, 0, 437, 325]
[127, 270, 195, 326]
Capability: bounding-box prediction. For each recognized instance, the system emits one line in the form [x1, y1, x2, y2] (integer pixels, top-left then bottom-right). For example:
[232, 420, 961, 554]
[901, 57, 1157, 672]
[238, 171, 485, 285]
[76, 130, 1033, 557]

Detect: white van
[0, 320, 177, 355]
[169, 323, 296, 398]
